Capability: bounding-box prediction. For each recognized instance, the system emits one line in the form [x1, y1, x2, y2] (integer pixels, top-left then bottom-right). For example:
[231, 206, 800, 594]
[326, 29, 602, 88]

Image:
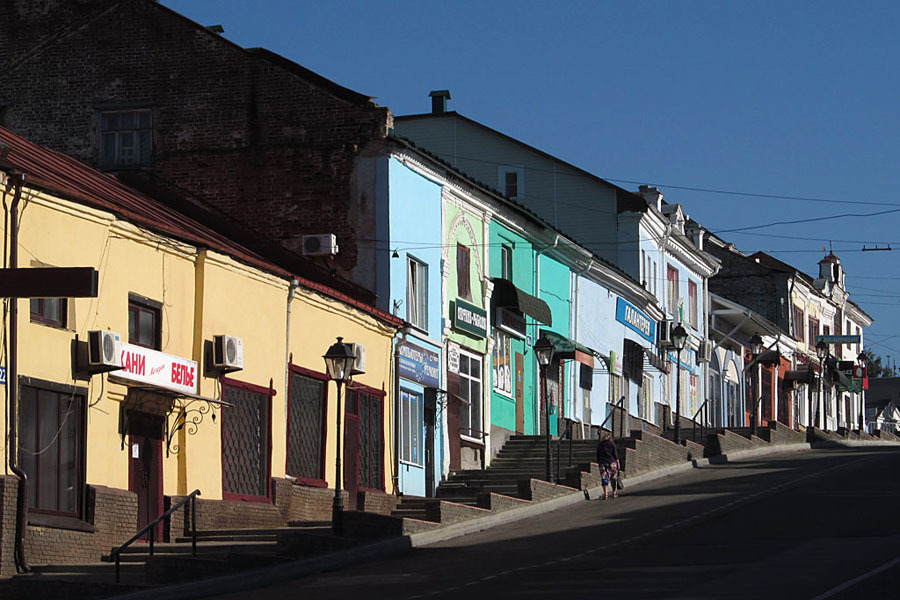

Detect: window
[498, 166, 524, 199]
[652, 261, 657, 296]
[500, 245, 513, 281]
[222, 380, 272, 501]
[128, 295, 161, 350]
[400, 389, 423, 466]
[349, 389, 384, 490]
[458, 350, 483, 439]
[640, 373, 653, 421]
[19, 382, 85, 517]
[100, 109, 152, 168]
[287, 370, 327, 484]
[808, 316, 819, 348]
[407, 257, 428, 330]
[667, 265, 679, 317]
[30, 298, 67, 328]
[793, 306, 805, 341]
[492, 329, 512, 396]
[609, 373, 623, 404]
[688, 281, 698, 329]
[457, 244, 472, 300]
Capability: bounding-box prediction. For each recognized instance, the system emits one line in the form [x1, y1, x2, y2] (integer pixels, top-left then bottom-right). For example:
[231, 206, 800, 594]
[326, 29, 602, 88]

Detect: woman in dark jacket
[596, 433, 621, 500]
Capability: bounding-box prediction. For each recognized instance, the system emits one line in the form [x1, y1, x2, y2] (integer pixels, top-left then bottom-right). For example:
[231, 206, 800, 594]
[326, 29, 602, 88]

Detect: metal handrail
[554, 419, 575, 484]
[691, 399, 710, 443]
[111, 489, 201, 583]
[598, 395, 627, 438]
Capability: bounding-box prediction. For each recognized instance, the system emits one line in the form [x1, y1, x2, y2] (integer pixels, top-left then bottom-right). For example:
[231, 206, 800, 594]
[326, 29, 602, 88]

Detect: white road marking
[808, 554, 900, 600]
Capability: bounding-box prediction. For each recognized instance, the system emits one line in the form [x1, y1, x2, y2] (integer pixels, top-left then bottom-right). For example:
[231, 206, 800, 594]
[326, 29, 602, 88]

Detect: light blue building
[375, 153, 444, 497]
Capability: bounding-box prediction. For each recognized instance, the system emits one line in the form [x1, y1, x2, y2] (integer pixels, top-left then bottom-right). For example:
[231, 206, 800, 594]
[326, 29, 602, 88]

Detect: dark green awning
[490, 277, 552, 326]
[541, 330, 595, 366]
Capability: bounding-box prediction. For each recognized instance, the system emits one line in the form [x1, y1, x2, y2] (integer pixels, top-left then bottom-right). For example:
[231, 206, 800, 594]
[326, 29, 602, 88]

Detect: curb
[708, 442, 812, 464]
[810, 439, 900, 449]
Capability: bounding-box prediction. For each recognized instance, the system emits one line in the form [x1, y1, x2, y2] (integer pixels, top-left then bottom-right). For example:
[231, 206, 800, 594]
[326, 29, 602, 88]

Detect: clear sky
[163, 0, 900, 365]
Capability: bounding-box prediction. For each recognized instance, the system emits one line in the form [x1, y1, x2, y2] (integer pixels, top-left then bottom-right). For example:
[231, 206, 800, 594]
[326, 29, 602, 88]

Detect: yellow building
[0, 127, 401, 575]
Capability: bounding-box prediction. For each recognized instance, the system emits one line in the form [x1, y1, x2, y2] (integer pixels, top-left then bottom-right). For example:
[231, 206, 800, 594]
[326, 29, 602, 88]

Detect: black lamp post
[857, 351, 868, 432]
[323, 337, 357, 535]
[534, 335, 555, 483]
[815, 340, 829, 430]
[672, 324, 688, 445]
[748, 333, 763, 436]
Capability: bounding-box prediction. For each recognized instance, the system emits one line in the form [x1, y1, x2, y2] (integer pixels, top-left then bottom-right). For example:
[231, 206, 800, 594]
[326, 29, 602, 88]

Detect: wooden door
[515, 352, 525, 434]
[129, 429, 163, 542]
[343, 394, 360, 511]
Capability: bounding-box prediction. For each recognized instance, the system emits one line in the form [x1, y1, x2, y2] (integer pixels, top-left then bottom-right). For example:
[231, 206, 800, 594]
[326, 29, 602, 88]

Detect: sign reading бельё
[111, 342, 199, 395]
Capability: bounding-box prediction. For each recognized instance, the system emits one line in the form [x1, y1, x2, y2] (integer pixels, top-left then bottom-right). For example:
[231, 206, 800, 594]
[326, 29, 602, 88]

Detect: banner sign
[111, 341, 198, 395]
[615, 298, 656, 343]
[398, 342, 440, 388]
[452, 299, 487, 338]
[817, 335, 861, 345]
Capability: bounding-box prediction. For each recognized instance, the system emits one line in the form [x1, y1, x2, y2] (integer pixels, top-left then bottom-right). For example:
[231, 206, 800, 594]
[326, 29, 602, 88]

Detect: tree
[862, 352, 894, 378]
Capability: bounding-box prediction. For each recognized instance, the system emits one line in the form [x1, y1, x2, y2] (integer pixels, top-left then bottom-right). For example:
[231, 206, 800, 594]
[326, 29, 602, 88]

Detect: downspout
[534, 235, 559, 430]
[6, 171, 28, 573]
[574, 259, 592, 438]
[392, 327, 408, 495]
[284, 278, 299, 463]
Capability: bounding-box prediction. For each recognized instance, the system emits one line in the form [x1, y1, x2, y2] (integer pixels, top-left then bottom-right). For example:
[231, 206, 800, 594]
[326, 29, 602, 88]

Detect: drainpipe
[534, 235, 559, 430]
[574, 259, 592, 438]
[283, 278, 299, 441]
[392, 327, 408, 495]
[5, 171, 28, 573]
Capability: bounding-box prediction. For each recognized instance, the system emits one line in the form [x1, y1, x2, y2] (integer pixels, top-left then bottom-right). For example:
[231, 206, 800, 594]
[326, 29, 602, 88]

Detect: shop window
[457, 244, 471, 300]
[128, 294, 161, 350]
[458, 350, 483, 439]
[400, 389, 423, 466]
[222, 380, 272, 501]
[349, 389, 384, 490]
[18, 381, 85, 517]
[640, 373, 653, 421]
[99, 109, 152, 169]
[492, 329, 513, 397]
[286, 369, 327, 485]
[407, 256, 428, 331]
[688, 281, 698, 329]
[30, 298, 67, 328]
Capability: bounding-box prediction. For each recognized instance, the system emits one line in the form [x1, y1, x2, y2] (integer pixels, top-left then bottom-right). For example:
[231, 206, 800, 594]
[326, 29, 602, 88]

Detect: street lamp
[857, 351, 868, 431]
[323, 336, 357, 535]
[749, 333, 763, 435]
[816, 340, 829, 430]
[534, 335, 555, 483]
[672, 324, 688, 445]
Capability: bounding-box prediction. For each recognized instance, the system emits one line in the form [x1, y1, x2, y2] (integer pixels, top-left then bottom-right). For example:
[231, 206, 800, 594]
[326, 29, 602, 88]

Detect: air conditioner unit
[657, 320, 673, 348]
[213, 335, 244, 370]
[87, 330, 121, 369]
[697, 340, 712, 364]
[350, 343, 366, 375]
[301, 234, 339, 257]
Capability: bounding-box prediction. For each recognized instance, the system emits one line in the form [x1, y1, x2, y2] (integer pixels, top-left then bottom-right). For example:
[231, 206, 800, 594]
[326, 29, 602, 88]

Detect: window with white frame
[688, 280, 699, 329]
[492, 329, 512, 396]
[407, 256, 428, 330]
[667, 264, 679, 317]
[500, 244, 513, 280]
[458, 350, 483, 439]
[100, 109, 152, 168]
[640, 373, 653, 421]
[400, 389, 423, 466]
[498, 166, 524, 199]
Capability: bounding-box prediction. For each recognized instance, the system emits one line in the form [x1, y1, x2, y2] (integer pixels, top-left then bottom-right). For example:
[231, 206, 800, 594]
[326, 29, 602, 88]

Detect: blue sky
[163, 0, 900, 364]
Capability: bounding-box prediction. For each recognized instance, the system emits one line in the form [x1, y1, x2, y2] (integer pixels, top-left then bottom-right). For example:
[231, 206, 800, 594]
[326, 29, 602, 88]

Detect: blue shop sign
[398, 342, 440, 388]
[616, 298, 656, 343]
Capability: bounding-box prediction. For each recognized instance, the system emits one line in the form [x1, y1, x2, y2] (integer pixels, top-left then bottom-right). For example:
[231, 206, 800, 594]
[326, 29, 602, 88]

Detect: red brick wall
[2, 0, 391, 295]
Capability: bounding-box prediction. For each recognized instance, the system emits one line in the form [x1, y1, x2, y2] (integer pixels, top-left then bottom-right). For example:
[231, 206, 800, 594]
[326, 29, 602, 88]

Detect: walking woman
[596, 432, 621, 500]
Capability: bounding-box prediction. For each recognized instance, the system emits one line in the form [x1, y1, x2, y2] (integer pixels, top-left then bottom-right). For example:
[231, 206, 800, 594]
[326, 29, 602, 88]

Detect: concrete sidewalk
[112, 439, 899, 600]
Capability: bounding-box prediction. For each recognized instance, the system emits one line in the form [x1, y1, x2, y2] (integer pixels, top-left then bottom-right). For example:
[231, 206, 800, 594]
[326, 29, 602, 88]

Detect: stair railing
[554, 418, 575, 484]
[598, 396, 627, 439]
[691, 399, 710, 444]
[110, 489, 201, 583]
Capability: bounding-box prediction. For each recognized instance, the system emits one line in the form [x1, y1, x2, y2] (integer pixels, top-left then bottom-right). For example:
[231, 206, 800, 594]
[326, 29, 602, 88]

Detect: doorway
[127, 413, 164, 542]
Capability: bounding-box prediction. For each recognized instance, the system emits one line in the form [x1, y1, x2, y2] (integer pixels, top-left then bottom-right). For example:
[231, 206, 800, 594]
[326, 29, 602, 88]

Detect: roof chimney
[429, 90, 451, 114]
[638, 185, 663, 211]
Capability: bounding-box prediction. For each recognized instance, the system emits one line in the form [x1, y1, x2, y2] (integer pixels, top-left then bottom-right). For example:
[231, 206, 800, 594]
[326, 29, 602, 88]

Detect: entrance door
[128, 414, 164, 542]
[343, 394, 360, 511]
[515, 352, 525, 434]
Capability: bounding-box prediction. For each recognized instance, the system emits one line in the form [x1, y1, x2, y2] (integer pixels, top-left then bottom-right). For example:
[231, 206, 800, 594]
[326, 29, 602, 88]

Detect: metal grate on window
[287, 373, 326, 481]
[222, 384, 270, 498]
[356, 392, 383, 490]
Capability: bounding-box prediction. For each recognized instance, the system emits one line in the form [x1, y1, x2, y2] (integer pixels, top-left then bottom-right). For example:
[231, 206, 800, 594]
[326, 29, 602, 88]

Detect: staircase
[8, 525, 356, 599]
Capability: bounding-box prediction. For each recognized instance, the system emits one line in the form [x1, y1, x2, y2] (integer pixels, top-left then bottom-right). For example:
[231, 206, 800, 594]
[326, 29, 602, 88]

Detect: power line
[713, 208, 900, 234]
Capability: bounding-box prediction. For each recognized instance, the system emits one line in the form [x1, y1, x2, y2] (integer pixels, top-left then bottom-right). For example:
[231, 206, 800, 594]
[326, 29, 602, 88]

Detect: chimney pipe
[429, 90, 451, 114]
[638, 185, 663, 211]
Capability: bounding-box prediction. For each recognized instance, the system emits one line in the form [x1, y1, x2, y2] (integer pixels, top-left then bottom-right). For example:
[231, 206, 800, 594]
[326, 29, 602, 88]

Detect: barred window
[222, 382, 271, 500]
[287, 371, 327, 483]
[350, 390, 384, 490]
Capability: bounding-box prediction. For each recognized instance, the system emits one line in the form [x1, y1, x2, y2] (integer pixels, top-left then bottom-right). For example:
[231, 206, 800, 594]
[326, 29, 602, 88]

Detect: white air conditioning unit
[213, 335, 244, 370]
[350, 343, 366, 375]
[88, 330, 121, 369]
[657, 320, 673, 348]
[697, 340, 712, 364]
[301, 234, 339, 257]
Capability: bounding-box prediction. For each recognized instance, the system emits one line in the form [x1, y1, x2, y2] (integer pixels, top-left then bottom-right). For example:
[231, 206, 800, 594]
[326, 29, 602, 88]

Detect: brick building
[0, 0, 391, 300]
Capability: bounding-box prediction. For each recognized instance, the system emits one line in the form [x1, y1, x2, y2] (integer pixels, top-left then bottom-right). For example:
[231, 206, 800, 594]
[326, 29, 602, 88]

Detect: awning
[641, 346, 669, 373]
[784, 368, 816, 385]
[541, 330, 594, 367]
[491, 277, 552, 326]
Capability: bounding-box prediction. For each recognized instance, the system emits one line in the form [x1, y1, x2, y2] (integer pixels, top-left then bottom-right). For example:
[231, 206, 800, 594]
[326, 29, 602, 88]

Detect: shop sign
[0, 366, 5, 385]
[452, 299, 487, 338]
[817, 335, 860, 345]
[112, 341, 198, 395]
[448, 342, 460, 374]
[398, 342, 440, 388]
[615, 298, 656, 343]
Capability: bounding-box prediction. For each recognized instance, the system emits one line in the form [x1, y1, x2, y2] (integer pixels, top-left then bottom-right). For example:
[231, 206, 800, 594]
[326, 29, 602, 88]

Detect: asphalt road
[212, 447, 900, 599]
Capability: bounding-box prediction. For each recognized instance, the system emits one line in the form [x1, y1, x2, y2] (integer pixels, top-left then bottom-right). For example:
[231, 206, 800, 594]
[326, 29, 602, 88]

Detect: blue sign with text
[616, 298, 656, 343]
[398, 342, 440, 388]
[0, 366, 5, 385]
